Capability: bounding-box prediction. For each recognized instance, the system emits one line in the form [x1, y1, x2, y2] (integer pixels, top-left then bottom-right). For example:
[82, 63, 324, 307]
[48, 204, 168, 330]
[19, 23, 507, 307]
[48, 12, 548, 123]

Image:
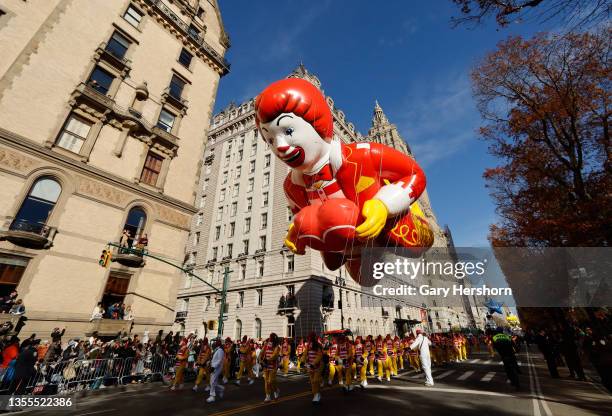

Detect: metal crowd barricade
[0, 355, 177, 396]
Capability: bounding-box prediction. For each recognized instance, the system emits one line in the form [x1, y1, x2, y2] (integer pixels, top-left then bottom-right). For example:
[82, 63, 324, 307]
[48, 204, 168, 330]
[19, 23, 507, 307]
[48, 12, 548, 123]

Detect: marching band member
[171, 335, 193, 390]
[222, 337, 233, 384]
[262, 333, 281, 402]
[296, 337, 307, 373]
[365, 335, 375, 376]
[385, 334, 397, 377]
[306, 332, 323, 403]
[396, 336, 405, 371]
[280, 337, 292, 376]
[193, 337, 211, 392]
[375, 335, 390, 382]
[354, 336, 368, 387]
[338, 335, 354, 391]
[328, 336, 342, 385]
[453, 334, 462, 363]
[235, 335, 254, 385]
[407, 334, 422, 372]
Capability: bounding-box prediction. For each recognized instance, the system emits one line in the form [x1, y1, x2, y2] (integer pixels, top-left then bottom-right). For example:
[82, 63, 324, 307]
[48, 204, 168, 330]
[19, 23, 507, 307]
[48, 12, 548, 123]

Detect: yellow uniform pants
[309, 370, 322, 395]
[389, 355, 398, 375]
[173, 364, 186, 386]
[263, 369, 277, 396]
[195, 367, 209, 386]
[223, 359, 230, 380]
[377, 358, 390, 379]
[368, 355, 375, 375]
[344, 363, 353, 386]
[359, 363, 367, 381]
[329, 363, 343, 383]
[398, 354, 404, 370]
[237, 361, 253, 380]
[296, 355, 305, 373]
[281, 356, 290, 375]
[461, 345, 467, 360]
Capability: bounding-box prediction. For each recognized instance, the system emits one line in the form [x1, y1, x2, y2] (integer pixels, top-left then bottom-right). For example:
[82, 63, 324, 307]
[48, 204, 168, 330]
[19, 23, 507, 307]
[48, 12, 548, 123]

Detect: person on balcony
[136, 233, 149, 254]
[0, 290, 18, 313]
[90, 302, 104, 321]
[124, 305, 134, 321]
[120, 229, 130, 253]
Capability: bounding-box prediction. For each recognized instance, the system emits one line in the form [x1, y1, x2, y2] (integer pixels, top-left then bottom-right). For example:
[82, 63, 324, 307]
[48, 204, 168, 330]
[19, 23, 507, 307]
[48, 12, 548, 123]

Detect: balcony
[111, 246, 145, 268]
[88, 319, 132, 337]
[175, 310, 188, 321]
[277, 295, 297, 315]
[94, 42, 131, 75]
[162, 88, 188, 112]
[0, 219, 57, 249]
[321, 296, 334, 311]
[145, 0, 230, 74]
[254, 248, 266, 254]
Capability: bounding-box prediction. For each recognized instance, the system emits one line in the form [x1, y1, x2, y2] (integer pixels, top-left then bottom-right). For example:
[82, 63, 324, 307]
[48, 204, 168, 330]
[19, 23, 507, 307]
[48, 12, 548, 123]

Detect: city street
[23, 346, 610, 416]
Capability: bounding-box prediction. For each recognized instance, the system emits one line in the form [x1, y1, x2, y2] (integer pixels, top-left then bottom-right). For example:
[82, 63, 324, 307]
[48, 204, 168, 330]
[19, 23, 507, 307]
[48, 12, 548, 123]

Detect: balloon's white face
[259, 113, 330, 172]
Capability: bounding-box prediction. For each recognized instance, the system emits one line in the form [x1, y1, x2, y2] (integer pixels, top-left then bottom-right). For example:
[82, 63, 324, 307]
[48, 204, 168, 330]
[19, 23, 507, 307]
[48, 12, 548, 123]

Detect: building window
[258, 259, 264, 277]
[255, 318, 262, 338]
[199, 196, 205, 208]
[222, 171, 228, 184]
[11, 177, 61, 234]
[193, 232, 200, 245]
[0, 257, 27, 298]
[247, 178, 254, 192]
[215, 226, 221, 240]
[216, 207, 223, 222]
[256, 289, 263, 306]
[188, 24, 200, 39]
[240, 263, 246, 280]
[140, 151, 163, 186]
[123, 5, 143, 27]
[243, 239, 249, 254]
[225, 154, 230, 166]
[249, 160, 255, 173]
[261, 213, 267, 229]
[233, 184, 239, 198]
[244, 217, 251, 233]
[234, 319, 242, 339]
[235, 166, 241, 179]
[238, 149, 243, 161]
[178, 48, 193, 68]
[263, 173, 270, 187]
[157, 108, 176, 132]
[229, 222, 235, 237]
[212, 247, 218, 260]
[88, 66, 115, 95]
[251, 142, 257, 155]
[287, 315, 295, 338]
[168, 75, 186, 100]
[287, 255, 294, 273]
[101, 272, 131, 311]
[56, 114, 92, 153]
[202, 179, 209, 193]
[231, 202, 237, 217]
[205, 295, 211, 311]
[121, 206, 146, 247]
[246, 197, 252, 212]
[259, 235, 266, 250]
[262, 192, 269, 207]
[237, 291, 244, 308]
[287, 207, 293, 222]
[227, 243, 233, 258]
[264, 154, 271, 167]
[219, 188, 226, 202]
[106, 31, 130, 60]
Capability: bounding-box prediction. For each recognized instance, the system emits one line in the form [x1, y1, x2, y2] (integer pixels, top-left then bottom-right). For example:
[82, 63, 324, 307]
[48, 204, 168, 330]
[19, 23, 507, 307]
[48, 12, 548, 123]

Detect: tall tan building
[0, 0, 229, 339]
[175, 65, 474, 340]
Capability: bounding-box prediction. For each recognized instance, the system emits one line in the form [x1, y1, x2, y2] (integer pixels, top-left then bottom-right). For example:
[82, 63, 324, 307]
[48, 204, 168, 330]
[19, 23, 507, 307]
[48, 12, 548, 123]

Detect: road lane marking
[436, 370, 455, 379]
[483, 359, 493, 364]
[457, 370, 474, 380]
[470, 359, 480, 363]
[367, 384, 519, 397]
[527, 348, 552, 416]
[481, 372, 495, 382]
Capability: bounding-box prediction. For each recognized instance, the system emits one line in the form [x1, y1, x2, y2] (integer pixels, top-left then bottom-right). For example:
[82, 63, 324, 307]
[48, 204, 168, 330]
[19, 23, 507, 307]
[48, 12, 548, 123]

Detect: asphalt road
[17, 345, 612, 416]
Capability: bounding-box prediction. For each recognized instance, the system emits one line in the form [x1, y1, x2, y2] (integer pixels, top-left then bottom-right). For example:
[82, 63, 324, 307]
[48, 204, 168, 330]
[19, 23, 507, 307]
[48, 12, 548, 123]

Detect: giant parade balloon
[255, 78, 433, 285]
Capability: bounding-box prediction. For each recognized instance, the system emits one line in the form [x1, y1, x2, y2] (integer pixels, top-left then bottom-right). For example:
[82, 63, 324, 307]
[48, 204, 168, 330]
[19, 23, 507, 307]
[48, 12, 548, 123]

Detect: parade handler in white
[410, 329, 434, 386]
[207, 338, 226, 403]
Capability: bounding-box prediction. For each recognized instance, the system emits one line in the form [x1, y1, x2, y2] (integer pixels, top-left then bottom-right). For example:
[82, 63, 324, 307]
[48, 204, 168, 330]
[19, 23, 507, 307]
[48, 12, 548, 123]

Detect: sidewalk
[524, 345, 611, 416]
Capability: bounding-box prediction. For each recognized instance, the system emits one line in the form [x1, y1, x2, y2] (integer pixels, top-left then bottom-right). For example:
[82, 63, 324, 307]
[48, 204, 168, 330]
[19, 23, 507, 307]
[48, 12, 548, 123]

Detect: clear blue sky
[213, 1, 559, 246]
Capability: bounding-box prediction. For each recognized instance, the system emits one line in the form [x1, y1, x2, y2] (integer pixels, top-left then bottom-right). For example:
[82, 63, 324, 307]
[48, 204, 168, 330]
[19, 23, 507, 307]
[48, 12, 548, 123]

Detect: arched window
[123, 207, 147, 246]
[375, 320, 379, 335]
[234, 319, 242, 340]
[356, 319, 361, 336]
[254, 318, 262, 339]
[12, 177, 62, 234]
[370, 320, 374, 335]
[348, 317, 352, 331]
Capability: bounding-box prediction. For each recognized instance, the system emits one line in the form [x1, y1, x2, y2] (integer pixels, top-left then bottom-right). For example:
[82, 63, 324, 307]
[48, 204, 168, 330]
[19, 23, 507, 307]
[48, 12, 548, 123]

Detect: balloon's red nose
[277, 146, 290, 153]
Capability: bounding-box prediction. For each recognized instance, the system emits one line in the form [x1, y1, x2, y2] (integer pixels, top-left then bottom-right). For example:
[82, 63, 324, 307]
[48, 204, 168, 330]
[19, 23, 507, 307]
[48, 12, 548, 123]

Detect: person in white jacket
[207, 338, 226, 403]
[410, 329, 434, 386]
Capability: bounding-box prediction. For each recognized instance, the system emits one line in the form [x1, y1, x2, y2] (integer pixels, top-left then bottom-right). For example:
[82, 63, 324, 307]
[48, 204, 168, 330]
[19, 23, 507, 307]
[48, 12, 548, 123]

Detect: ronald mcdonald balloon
[255, 78, 433, 285]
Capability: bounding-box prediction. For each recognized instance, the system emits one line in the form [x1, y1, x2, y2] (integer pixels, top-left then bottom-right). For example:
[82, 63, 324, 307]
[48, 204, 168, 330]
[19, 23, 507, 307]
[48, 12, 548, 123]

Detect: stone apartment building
[175, 65, 474, 340]
[0, 0, 229, 339]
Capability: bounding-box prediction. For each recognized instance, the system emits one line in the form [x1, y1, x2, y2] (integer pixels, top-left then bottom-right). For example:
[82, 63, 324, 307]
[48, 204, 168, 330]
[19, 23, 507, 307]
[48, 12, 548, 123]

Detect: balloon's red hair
[255, 78, 333, 140]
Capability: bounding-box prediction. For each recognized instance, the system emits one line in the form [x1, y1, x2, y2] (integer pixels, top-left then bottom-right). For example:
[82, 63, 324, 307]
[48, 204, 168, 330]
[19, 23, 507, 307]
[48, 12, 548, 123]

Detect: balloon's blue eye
[285, 128, 294, 136]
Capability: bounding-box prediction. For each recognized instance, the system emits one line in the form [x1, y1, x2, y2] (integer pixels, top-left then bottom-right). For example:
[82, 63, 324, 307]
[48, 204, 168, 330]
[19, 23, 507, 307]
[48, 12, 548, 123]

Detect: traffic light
[99, 249, 111, 267]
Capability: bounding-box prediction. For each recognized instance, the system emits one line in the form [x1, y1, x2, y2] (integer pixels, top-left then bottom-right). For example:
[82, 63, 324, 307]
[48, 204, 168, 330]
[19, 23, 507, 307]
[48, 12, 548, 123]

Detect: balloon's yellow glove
[284, 222, 304, 254]
[355, 199, 388, 240]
